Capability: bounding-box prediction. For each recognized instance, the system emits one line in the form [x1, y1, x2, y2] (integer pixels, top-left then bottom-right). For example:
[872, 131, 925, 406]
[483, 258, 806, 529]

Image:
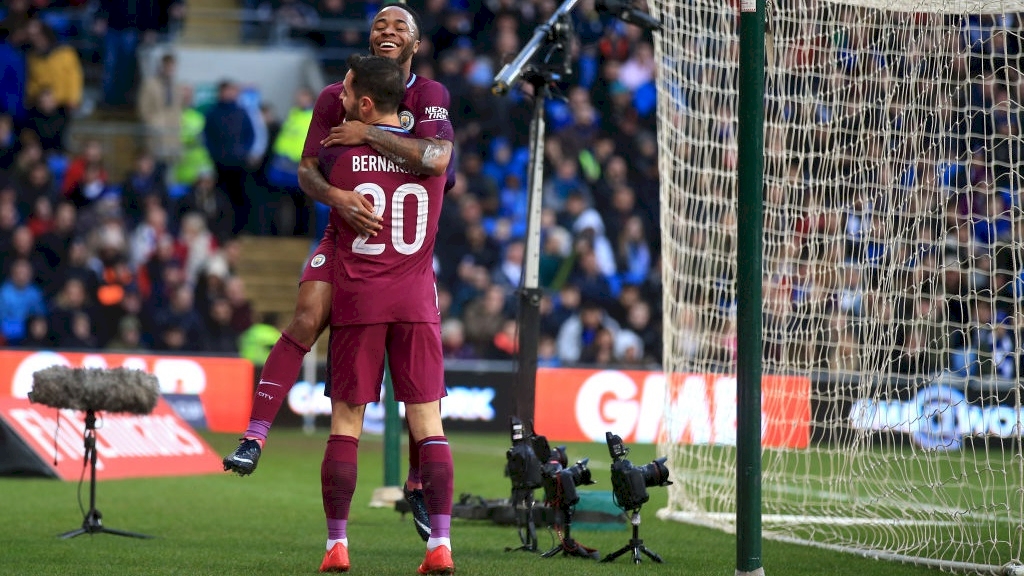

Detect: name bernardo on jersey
[351, 154, 410, 174]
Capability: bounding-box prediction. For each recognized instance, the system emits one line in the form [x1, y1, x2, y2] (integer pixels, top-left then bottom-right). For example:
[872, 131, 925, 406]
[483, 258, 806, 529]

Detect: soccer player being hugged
[315, 54, 454, 574]
[223, 1, 454, 545]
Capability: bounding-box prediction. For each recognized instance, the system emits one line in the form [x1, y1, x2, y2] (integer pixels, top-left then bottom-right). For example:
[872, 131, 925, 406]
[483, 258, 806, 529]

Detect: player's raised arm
[320, 122, 452, 177]
[322, 78, 454, 177]
[359, 125, 450, 177]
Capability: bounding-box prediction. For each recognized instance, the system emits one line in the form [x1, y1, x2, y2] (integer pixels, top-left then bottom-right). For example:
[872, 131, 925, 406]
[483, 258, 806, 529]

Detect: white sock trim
[426, 537, 451, 551]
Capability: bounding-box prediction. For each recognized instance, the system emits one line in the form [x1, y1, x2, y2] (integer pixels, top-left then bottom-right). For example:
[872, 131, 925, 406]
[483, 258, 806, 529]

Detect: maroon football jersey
[302, 73, 454, 160]
[322, 126, 446, 326]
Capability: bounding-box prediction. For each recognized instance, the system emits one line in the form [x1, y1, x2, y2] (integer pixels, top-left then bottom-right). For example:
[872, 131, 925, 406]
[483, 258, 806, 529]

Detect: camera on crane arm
[606, 432, 672, 511]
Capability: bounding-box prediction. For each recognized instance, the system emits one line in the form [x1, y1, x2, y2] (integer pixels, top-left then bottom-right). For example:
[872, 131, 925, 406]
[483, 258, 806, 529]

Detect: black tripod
[60, 410, 153, 539]
[541, 505, 598, 560]
[505, 488, 539, 553]
[600, 509, 662, 564]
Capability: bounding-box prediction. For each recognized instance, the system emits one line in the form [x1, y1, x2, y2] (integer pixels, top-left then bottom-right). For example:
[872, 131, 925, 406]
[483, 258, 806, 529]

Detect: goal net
[651, 0, 1024, 572]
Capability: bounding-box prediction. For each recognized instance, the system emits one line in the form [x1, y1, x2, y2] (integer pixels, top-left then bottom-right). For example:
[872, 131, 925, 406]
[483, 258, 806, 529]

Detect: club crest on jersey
[310, 254, 326, 268]
[399, 110, 415, 131]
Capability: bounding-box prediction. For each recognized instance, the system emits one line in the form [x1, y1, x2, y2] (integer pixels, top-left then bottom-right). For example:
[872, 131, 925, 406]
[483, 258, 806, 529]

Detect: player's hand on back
[332, 187, 383, 237]
[322, 120, 369, 148]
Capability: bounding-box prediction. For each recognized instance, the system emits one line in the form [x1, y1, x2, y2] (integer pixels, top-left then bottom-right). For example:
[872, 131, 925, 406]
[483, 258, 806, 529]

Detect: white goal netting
[652, 0, 1024, 572]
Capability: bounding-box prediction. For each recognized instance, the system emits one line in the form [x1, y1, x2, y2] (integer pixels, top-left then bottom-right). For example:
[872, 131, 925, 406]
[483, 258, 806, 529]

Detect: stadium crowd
[753, 9, 1024, 379]
[0, 0, 664, 368]
[1, 0, 1018, 378]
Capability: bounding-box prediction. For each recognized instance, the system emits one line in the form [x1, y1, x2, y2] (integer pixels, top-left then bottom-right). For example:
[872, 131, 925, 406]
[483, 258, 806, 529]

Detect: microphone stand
[60, 410, 153, 539]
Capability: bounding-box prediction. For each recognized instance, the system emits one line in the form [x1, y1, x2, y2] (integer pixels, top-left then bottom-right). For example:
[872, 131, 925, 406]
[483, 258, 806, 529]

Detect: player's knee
[286, 308, 325, 347]
[406, 402, 444, 441]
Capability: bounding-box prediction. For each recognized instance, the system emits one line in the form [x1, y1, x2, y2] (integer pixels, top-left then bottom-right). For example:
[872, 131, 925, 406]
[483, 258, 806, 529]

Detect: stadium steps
[235, 235, 330, 359]
[178, 0, 244, 46]
[66, 117, 144, 183]
[235, 235, 311, 316]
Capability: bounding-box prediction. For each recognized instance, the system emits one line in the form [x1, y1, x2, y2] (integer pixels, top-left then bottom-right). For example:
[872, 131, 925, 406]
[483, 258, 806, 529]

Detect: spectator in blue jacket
[0, 257, 46, 344]
[203, 79, 255, 236]
[0, 27, 26, 125]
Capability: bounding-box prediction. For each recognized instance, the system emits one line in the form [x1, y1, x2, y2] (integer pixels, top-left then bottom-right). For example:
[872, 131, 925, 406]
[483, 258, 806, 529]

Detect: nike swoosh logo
[259, 381, 283, 388]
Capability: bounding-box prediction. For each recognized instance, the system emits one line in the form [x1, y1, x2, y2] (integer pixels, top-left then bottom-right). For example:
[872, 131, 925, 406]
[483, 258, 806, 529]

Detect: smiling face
[369, 6, 419, 66]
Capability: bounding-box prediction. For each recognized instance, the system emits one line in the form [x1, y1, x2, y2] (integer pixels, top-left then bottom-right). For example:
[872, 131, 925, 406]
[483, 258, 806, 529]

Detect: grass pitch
[0, 429, 940, 575]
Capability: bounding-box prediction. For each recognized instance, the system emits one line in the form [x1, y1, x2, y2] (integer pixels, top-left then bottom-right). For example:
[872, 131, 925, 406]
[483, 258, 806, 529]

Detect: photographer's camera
[606, 432, 671, 511]
[532, 435, 593, 508]
[505, 417, 543, 491]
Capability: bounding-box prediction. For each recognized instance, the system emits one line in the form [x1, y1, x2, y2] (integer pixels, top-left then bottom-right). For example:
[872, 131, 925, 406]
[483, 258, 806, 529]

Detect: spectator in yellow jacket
[24, 18, 82, 150]
[24, 19, 83, 112]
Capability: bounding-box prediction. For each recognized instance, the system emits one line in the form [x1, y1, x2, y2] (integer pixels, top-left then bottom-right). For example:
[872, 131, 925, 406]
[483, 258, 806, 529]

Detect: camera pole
[511, 75, 545, 429]
[600, 508, 663, 564]
[493, 0, 582, 428]
[493, 0, 660, 428]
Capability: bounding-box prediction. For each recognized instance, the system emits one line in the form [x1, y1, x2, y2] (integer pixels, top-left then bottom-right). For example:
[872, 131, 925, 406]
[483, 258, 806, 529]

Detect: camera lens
[566, 458, 592, 486]
[638, 457, 671, 488]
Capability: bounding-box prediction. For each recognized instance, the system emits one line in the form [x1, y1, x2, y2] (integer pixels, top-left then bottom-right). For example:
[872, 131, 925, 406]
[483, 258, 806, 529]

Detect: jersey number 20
[352, 182, 429, 256]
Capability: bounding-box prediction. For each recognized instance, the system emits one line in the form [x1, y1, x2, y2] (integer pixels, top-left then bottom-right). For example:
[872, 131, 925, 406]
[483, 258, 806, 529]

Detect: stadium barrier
[532, 368, 1021, 453]
[0, 350, 242, 478]
[0, 350, 254, 433]
[1, 350, 1017, 452]
[534, 368, 812, 449]
[0, 396, 224, 479]
[276, 360, 518, 434]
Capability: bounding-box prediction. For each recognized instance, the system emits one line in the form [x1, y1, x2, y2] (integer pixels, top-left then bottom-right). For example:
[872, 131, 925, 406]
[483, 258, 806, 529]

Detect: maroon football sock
[245, 331, 311, 441]
[322, 435, 359, 533]
[418, 435, 453, 538]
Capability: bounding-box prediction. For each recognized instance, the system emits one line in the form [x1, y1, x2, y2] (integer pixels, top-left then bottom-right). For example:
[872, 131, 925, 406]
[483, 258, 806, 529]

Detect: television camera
[503, 417, 597, 559]
[601, 432, 672, 564]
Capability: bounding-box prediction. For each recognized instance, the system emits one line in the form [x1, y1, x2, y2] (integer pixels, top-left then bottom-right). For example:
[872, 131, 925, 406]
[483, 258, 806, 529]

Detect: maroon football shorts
[328, 322, 446, 405]
[300, 229, 334, 284]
